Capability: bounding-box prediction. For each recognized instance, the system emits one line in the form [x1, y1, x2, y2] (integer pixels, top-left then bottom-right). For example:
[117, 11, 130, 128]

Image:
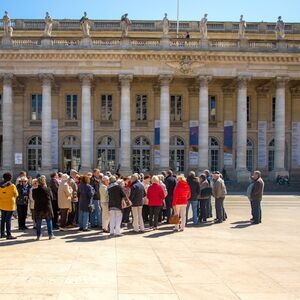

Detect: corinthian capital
[119, 74, 133, 86]
[198, 75, 212, 88]
[276, 76, 289, 89]
[79, 73, 93, 85]
[0, 73, 13, 85]
[39, 73, 54, 85]
[158, 74, 173, 86]
[237, 75, 251, 89]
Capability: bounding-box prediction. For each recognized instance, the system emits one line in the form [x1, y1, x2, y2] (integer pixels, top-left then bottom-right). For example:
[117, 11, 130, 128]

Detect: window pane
[209, 96, 216, 122]
[272, 97, 276, 122]
[72, 95, 78, 120]
[66, 95, 71, 120]
[247, 96, 250, 123]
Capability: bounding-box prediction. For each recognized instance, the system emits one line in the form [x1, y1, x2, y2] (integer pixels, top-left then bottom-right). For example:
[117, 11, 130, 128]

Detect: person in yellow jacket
[0, 173, 19, 239]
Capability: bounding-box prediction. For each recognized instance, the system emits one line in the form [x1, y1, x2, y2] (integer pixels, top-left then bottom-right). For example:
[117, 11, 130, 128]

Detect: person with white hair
[107, 176, 126, 236]
[16, 176, 31, 230]
[99, 175, 110, 233]
[130, 173, 146, 233]
[58, 174, 73, 229]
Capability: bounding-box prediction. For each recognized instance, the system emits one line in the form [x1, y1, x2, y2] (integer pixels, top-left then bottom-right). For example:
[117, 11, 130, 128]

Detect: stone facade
[0, 18, 300, 181]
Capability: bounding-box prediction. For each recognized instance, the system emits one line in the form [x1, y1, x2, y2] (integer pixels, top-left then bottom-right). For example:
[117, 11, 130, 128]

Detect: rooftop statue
[162, 13, 169, 37]
[43, 12, 53, 38]
[80, 11, 91, 37]
[121, 13, 131, 38]
[275, 16, 285, 40]
[238, 15, 247, 39]
[199, 13, 208, 39]
[2, 11, 13, 38]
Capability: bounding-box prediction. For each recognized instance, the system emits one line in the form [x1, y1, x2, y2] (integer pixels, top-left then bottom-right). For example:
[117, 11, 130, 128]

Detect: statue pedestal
[277, 40, 287, 50]
[121, 37, 130, 48]
[41, 37, 53, 47]
[200, 38, 209, 49]
[160, 37, 170, 49]
[239, 38, 249, 49]
[80, 37, 93, 48]
[236, 169, 251, 183]
[1, 37, 13, 46]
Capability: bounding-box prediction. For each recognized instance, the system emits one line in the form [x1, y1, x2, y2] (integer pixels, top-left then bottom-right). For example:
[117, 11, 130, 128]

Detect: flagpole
[176, 0, 179, 38]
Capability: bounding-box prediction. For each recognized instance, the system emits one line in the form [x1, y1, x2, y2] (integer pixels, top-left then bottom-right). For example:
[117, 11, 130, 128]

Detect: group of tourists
[0, 168, 264, 241]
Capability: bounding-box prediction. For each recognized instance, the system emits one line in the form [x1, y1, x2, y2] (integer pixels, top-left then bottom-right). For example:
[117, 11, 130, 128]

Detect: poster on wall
[51, 119, 58, 165]
[292, 122, 300, 167]
[154, 120, 160, 165]
[257, 121, 267, 168]
[189, 120, 199, 165]
[14, 153, 22, 165]
[224, 121, 233, 166]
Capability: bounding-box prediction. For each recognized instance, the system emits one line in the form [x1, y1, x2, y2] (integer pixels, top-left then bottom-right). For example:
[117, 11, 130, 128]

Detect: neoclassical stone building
[1, 15, 300, 181]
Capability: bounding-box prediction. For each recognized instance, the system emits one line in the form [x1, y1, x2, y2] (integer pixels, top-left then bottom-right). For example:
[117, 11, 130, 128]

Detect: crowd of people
[0, 168, 264, 241]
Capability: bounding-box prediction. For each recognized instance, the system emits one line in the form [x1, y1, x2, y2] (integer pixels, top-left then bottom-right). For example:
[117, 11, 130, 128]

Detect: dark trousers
[17, 204, 28, 229]
[142, 205, 149, 222]
[199, 199, 209, 222]
[149, 206, 161, 228]
[166, 198, 173, 222]
[1, 210, 13, 236]
[206, 196, 212, 218]
[215, 197, 225, 222]
[67, 202, 78, 225]
[251, 200, 262, 224]
[122, 207, 131, 223]
[52, 200, 59, 228]
[60, 208, 69, 228]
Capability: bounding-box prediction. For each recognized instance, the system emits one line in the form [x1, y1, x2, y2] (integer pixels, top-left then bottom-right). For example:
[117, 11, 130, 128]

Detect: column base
[277, 40, 287, 50]
[121, 38, 130, 48]
[200, 38, 209, 49]
[79, 166, 92, 175]
[160, 37, 170, 49]
[236, 169, 251, 183]
[40, 168, 53, 179]
[118, 167, 132, 177]
[239, 38, 249, 49]
[41, 38, 53, 47]
[269, 170, 289, 181]
[80, 37, 93, 48]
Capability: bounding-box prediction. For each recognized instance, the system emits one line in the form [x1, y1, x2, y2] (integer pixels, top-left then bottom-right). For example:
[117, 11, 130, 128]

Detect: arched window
[209, 137, 220, 172]
[97, 136, 116, 171]
[268, 139, 275, 172]
[170, 136, 185, 172]
[28, 136, 42, 171]
[132, 136, 151, 172]
[62, 136, 80, 172]
[247, 138, 254, 172]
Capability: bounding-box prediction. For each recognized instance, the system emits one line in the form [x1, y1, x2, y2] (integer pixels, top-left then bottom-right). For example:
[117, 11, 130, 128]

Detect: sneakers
[49, 235, 55, 240]
[36, 236, 40, 241]
[0, 234, 7, 239]
[6, 235, 17, 240]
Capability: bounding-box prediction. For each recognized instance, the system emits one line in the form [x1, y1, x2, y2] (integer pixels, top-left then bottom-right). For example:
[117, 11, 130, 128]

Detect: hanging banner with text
[257, 121, 267, 168]
[189, 120, 199, 165]
[154, 120, 160, 165]
[223, 121, 233, 166]
[292, 122, 300, 167]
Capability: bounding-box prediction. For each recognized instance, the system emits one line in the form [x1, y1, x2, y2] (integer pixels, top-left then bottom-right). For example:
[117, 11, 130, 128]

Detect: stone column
[274, 77, 288, 176]
[39, 74, 53, 173]
[159, 74, 172, 170]
[236, 76, 250, 181]
[119, 74, 133, 175]
[1, 74, 13, 172]
[79, 74, 93, 173]
[198, 76, 212, 172]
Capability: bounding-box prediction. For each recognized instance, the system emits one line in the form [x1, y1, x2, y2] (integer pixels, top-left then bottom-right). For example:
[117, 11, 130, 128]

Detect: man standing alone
[250, 171, 264, 224]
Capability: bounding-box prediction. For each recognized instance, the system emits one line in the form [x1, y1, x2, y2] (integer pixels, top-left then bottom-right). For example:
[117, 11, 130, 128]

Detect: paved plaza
[1, 195, 300, 300]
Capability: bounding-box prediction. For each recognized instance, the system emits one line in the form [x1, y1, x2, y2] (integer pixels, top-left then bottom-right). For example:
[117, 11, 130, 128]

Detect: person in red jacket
[147, 176, 165, 230]
[172, 175, 191, 231]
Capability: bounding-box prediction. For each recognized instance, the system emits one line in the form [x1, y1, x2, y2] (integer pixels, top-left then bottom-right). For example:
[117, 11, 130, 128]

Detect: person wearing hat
[58, 174, 73, 229]
[212, 171, 227, 223]
[16, 176, 31, 230]
[0, 173, 19, 239]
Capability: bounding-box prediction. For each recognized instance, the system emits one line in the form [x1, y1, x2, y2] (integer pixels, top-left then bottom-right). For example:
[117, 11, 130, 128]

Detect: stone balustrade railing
[1, 36, 300, 52]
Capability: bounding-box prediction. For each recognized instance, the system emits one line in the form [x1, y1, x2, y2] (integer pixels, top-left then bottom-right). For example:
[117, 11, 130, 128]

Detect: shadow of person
[231, 220, 252, 225]
[230, 223, 253, 229]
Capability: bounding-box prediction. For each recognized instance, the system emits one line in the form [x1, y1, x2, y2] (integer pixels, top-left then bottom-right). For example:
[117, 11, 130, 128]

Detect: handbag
[88, 203, 95, 213]
[121, 197, 132, 209]
[169, 213, 179, 225]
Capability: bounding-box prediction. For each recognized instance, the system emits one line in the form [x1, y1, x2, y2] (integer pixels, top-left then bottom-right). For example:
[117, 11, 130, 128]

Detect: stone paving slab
[0, 195, 300, 300]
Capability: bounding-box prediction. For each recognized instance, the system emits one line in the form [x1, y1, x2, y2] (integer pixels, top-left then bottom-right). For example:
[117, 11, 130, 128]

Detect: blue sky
[1, 0, 299, 22]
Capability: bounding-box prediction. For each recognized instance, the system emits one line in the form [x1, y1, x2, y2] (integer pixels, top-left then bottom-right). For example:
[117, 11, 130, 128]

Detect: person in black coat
[164, 170, 177, 223]
[32, 177, 54, 240]
[186, 171, 200, 224]
[16, 177, 31, 230]
[49, 172, 59, 229]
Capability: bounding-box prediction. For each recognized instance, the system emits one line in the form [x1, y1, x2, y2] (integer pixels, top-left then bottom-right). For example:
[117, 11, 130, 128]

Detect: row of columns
[0, 73, 288, 178]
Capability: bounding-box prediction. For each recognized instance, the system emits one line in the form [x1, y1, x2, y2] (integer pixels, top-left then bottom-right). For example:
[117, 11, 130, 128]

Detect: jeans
[149, 206, 161, 228]
[215, 197, 225, 222]
[79, 210, 90, 230]
[90, 200, 102, 227]
[186, 201, 199, 224]
[251, 200, 262, 224]
[1, 210, 13, 236]
[132, 206, 145, 232]
[109, 209, 123, 235]
[36, 217, 53, 237]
